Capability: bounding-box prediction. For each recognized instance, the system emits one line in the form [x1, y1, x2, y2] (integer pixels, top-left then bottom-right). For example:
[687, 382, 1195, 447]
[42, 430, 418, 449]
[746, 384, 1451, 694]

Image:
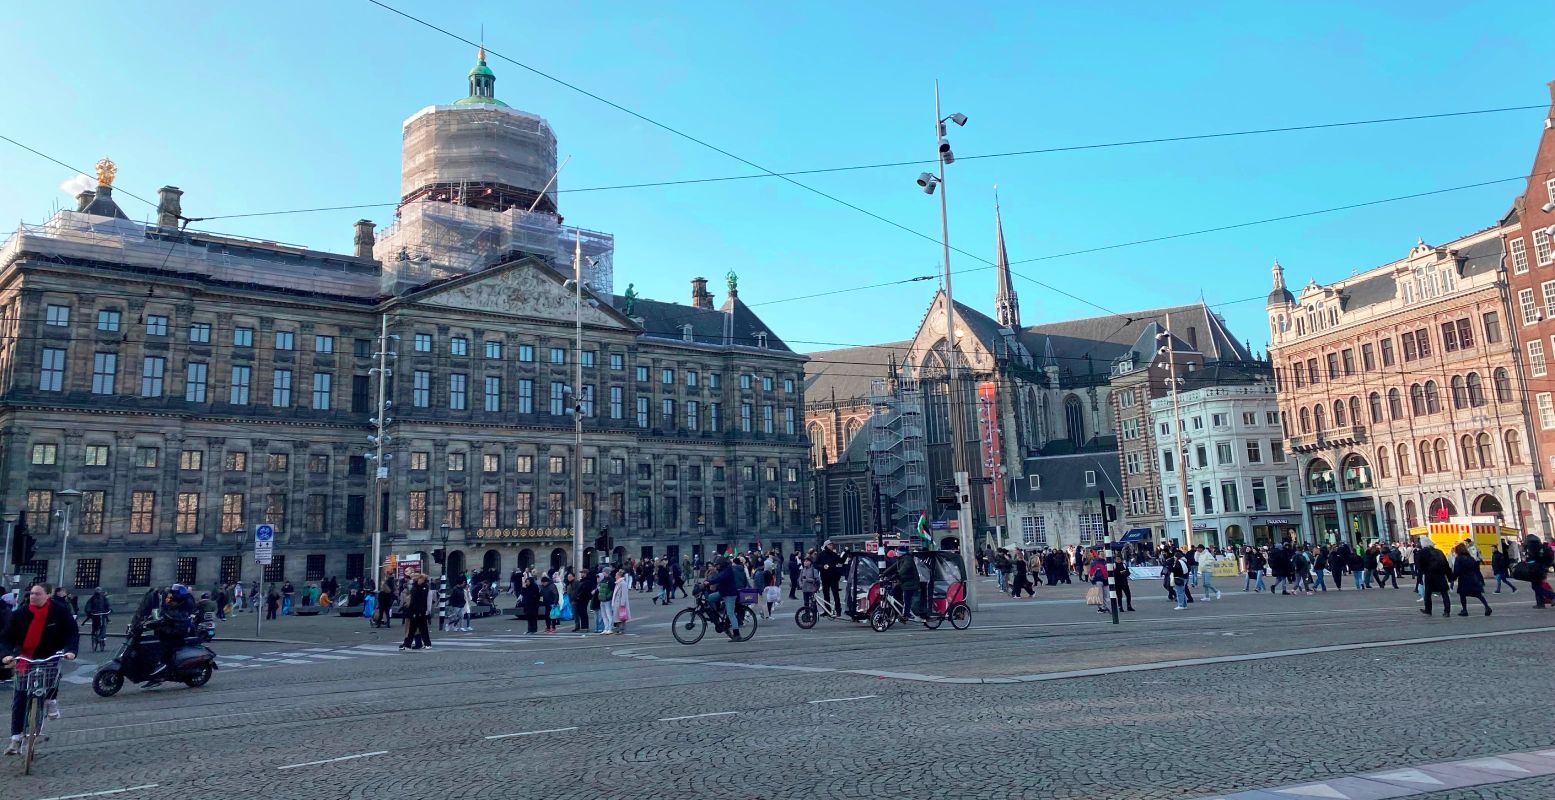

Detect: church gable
[407, 259, 636, 330]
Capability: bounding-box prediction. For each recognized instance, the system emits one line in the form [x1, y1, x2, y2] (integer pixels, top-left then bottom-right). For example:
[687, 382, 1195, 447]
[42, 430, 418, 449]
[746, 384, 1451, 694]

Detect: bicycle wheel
[670, 608, 706, 645]
[922, 612, 943, 630]
[22, 696, 43, 775]
[794, 605, 817, 629]
[869, 606, 894, 633]
[728, 605, 757, 641]
[948, 603, 972, 630]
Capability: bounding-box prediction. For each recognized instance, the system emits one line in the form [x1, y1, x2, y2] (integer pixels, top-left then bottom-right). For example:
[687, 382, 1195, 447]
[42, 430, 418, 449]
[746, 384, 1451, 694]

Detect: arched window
[1460, 434, 1477, 469]
[1280, 410, 1289, 436]
[1428, 497, 1456, 521]
[808, 423, 826, 466]
[844, 418, 863, 445]
[1506, 430, 1524, 464]
[1368, 392, 1383, 423]
[1377, 446, 1391, 478]
[842, 482, 862, 536]
[1388, 388, 1404, 420]
[1348, 396, 1361, 426]
[1419, 441, 1434, 474]
[1397, 446, 1412, 476]
[1333, 399, 1346, 426]
[1466, 373, 1485, 407]
[1410, 384, 1425, 416]
[1451, 375, 1467, 409]
[1064, 395, 1085, 449]
[1299, 408, 1311, 434]
[1404, 499, 1418, 527]
[1341, 453, 1373, 490]
[1306, 458, 1336, 495]
[1424, 381, 1441, 414]
[1494, 368, 1513, 402]
[1477, 432, 1494, 467]
[1433, 437, 1449, 472]
[1314, 404, 1327, 431]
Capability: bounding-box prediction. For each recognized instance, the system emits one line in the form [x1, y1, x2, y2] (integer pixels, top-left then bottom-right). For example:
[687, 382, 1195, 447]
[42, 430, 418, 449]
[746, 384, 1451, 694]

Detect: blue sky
[3, 2, 1553, 358]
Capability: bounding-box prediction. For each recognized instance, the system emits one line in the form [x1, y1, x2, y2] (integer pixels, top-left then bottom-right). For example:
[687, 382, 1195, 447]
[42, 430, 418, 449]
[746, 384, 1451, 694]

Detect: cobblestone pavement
[7, 578, 1553, 800]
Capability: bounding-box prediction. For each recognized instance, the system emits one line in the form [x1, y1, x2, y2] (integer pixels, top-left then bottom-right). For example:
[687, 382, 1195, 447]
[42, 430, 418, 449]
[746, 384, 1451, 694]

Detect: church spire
[993, 188, 1021, 329]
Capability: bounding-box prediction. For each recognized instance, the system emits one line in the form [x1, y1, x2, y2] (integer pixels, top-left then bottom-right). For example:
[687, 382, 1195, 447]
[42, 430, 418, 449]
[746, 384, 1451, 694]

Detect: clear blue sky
[3, 2, 1553, 356]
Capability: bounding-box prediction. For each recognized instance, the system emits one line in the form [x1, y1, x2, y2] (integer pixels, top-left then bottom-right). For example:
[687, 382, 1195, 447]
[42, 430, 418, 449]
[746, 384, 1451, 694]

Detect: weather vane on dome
[95, 157, 117, 187]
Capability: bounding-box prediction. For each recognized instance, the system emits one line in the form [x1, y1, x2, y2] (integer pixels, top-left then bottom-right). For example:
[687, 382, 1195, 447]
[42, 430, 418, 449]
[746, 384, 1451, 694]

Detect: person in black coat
[1417, 541, 1452, 617]
[1009, 557, 1034, 598]
[816, 542, 844, 612]
[572, 572, 595, 632]
[787, 553, 802, 600]
[517, 576, 541, 634]
[1451, 543, 1490, 616]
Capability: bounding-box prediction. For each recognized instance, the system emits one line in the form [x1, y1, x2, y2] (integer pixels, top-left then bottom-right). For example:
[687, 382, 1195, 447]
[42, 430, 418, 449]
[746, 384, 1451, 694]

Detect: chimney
[156, 186, 184, 228]
[690, 276, 713, 309]
[354, 219, 377, 259]
[74, 190, 96, 212]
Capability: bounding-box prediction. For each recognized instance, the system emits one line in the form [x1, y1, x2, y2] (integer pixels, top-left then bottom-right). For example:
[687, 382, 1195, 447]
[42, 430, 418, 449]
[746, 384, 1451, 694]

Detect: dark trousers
[1331, 569, 1343, 590]
[402, 614, 431, 648]
[788, 572, 799, 599]
[1381, 568, 1399, 588]
[1422, 588, 1451, 615]
[572, 604, 589, 631]
[1116, 581, 1133, 609]
[901, 588, 917, 617]
[1459, 591, 1490, 612]
[266, 604, 278, 620]
[1012, 577, 1034, 597]
[822, 578, 842, 613]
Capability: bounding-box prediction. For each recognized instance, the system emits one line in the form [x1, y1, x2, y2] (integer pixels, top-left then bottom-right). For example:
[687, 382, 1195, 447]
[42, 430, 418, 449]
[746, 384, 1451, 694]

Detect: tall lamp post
[1, 511, 16, 590]
[913, 82, 977, 610]
[1154, 328, 1193, 549]
[55, 489, 82, 589]
[564, 236, 600, 577]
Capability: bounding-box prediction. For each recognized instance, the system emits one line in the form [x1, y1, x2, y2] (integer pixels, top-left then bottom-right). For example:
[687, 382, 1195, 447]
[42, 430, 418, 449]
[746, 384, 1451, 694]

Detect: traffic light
[11, 531, 35, 567]
[432, 548, 446, 566]
[1105, 504, 1118, 523]
[594, 527, 611, 552]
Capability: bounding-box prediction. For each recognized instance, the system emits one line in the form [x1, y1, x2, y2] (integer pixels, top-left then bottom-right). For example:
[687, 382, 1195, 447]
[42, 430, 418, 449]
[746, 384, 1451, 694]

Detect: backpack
[1380, 554, 1394, 569]
[1169, 558, 1186, 578]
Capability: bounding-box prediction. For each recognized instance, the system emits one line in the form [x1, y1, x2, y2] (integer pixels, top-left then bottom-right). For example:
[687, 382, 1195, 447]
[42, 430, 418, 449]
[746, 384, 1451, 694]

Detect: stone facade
[1266, 229, 1542, 545]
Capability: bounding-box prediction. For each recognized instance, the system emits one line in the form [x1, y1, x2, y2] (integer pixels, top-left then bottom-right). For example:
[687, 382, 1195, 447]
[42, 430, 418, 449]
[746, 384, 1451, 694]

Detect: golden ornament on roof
[95, 157, 117, 187]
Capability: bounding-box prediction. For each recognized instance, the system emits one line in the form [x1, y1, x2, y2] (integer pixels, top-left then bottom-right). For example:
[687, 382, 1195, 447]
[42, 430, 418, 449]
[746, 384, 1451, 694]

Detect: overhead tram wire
[153, 103, 1547, 221]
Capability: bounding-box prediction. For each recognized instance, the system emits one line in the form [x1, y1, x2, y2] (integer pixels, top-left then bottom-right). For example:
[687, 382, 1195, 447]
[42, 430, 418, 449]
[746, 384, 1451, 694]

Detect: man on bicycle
[703, 558, 740, 637]
[84, 588, 111, 648]
[1, 583, 79, 755]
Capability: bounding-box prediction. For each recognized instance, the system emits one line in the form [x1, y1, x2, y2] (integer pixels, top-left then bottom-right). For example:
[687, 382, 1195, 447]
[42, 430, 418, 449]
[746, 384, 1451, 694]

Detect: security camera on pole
[914, 82, 977, 610]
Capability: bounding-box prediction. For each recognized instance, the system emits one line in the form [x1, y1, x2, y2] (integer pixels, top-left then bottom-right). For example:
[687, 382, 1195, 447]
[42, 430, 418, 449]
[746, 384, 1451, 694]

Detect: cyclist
[1, 583, 79, 754]
[84, 588, 112, 649]
[797, 557, 821, 611]
[703, 558, 739, 637]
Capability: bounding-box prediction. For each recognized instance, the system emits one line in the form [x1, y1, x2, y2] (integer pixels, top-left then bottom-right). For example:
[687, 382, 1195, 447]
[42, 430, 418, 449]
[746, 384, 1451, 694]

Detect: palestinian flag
[917, 511, 932, 544]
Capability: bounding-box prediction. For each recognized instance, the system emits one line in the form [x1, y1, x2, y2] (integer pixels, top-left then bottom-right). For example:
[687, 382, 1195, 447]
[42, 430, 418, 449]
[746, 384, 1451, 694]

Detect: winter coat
[797, 567, 821, 593]
[611, 575, 633, 621]
[1452, 555, 1485, 595]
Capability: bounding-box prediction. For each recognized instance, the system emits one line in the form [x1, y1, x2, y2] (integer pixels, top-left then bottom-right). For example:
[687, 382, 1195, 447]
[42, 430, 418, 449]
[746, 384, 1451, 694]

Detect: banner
[976, 382, 1004, 517]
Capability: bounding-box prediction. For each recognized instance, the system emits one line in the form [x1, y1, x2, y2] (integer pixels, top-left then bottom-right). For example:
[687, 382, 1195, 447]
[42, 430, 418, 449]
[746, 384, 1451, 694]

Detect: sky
[3, 2, 1553, 360]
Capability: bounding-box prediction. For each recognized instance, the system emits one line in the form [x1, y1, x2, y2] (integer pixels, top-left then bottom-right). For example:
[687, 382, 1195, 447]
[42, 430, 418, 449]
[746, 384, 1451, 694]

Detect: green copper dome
[456, 46, 508, 107]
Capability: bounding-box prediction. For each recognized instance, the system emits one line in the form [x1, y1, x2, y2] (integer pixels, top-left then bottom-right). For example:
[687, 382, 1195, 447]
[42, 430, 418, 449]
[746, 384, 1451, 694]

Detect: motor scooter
[93, 615, 218, 697]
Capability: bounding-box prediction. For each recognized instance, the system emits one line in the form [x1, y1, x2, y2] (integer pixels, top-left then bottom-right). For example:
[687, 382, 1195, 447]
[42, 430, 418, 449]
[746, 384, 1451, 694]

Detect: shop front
[1342, 497, 1378, 546]
[1308, 501, 1340, 544]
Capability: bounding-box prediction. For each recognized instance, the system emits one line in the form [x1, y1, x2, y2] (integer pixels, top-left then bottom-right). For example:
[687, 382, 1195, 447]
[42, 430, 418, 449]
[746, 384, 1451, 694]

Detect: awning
[1119, 528, 1152, 543]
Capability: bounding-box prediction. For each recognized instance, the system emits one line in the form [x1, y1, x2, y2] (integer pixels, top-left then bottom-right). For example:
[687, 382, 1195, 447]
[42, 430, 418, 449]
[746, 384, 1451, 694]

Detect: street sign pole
[254, 524, 275, 638]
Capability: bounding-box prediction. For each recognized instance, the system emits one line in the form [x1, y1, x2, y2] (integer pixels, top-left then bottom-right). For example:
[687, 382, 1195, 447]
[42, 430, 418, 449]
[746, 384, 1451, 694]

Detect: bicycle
[793, 592, 843, 629]
[867, 584, 909, 632]
[89, 613, 111, 652]
[10, 653, 66, 775]
[671, 591, 758, 644]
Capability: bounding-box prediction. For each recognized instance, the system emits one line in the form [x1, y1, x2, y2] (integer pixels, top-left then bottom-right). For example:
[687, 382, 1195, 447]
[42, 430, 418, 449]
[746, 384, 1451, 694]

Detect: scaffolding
[374, 199, 614, 296]
[868, 377, 929, 535]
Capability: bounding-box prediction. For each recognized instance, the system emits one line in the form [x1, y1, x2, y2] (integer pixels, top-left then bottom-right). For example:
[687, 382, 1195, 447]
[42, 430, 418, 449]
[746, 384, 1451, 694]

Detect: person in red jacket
[1, 583, 79, 755]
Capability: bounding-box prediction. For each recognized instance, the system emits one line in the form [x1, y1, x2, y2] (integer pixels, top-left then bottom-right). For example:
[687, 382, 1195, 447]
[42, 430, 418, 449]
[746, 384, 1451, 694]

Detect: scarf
[20, 602, 50, 663]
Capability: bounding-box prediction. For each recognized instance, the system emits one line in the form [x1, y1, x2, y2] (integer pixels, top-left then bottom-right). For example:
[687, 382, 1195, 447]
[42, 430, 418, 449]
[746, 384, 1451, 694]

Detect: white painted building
[1151, 364, 1303, 548]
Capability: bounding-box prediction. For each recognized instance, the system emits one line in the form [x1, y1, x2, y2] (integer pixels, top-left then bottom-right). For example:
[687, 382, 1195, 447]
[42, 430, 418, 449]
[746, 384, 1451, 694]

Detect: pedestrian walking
[1417, 540, 1452, 618]
[1197, 549, 1223, 600]
[597, 567, 616, 635]
[1452, 543, 1491, 616]
[398, 573, 434, 650]
[611, 566, 633, 634]
[1169, 549, 1190, 610]
[1491, 546, 1518, 594]
[519, 576, 540, 635]
[541, 577, 559, 633]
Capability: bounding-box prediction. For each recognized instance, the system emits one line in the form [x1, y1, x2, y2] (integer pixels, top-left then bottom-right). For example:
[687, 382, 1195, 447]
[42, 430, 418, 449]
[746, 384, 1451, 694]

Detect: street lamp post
[1, 511, 16, 591]
[55, 489, 82, 589]
[231, 529, 245, 612]
[913, 81, 977, 610]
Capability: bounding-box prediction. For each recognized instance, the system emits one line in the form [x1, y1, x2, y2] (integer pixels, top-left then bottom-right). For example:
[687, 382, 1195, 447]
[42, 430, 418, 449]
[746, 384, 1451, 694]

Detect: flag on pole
[917, 511, 932, 544]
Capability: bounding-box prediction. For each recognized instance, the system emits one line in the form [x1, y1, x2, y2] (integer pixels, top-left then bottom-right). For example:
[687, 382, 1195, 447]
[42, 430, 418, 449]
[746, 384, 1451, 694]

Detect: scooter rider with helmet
[148, 585, 196, 684]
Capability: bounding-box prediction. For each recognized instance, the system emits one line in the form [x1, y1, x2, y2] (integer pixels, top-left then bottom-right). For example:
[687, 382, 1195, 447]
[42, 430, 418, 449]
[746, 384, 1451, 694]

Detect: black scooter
[93, 615, 218, 696]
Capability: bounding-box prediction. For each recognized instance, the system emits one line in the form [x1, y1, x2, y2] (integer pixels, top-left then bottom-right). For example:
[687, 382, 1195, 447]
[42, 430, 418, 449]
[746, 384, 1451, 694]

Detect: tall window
[1531, 340, 1548, 378]
[274, 331, 294, 351]
[92, 353, 117, 395]
[517, 379, 533, 413]
[413, 370, 430, 407]
[687, 400, 699, 430]
[1536, 227, 1554, 266]
[483, 376, 501, 412]
[176, 491, 200, 529]
[39, 348, 65, 392]
[234, 327, 253, 347]
[130, 491, 155, 534]
[185, 362, 207, 402]
[307, 495, 328, 533]
[515, 493, 532, 527]
[741, 403, 752, 432]
[637, 397, 650, 428]
[80, 491, 105, 534]
[229, 366, 251, 405]
[448, 373, 466, 410]
[314, 335, 334, 354]
[1520, 289, 1538, 325]
[311, 373, 333, 410]
[550, 382, 565, 415]
[222, 492, 245, 531]
[609, 386, 623, 419]
[1494, 368, 1513, 402]
[408, 491, 428, 528]
[481, 492, 499, 527]
[1511, 237, 1530, 273]
[272, 369, 293, 406]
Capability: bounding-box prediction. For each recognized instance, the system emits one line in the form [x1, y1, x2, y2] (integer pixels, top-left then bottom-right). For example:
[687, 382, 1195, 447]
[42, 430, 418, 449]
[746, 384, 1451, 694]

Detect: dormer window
[681, 324, 694, 342]
[754, 332, 768, 349]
